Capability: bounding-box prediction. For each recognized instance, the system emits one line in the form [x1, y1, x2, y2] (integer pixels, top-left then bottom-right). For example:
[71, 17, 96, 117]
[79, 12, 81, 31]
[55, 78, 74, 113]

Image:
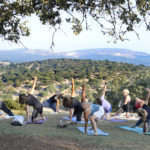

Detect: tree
[0, 0, 150, 48]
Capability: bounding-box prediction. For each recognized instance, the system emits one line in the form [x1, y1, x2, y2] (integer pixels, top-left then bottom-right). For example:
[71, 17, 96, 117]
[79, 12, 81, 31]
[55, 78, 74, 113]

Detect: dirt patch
[0, 135, 103, 150]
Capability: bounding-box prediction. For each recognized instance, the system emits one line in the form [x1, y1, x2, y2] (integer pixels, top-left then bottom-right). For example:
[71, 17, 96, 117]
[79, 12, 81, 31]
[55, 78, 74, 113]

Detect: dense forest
[0, 59, 150, 111]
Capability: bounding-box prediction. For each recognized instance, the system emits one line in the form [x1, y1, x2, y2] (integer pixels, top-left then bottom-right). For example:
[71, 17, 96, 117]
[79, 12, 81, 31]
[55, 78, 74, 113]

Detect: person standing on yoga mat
[63, 78, 83, 122]
[81, 85, 104, 135]
[19, 77, 45, 122]
[42, 93, 63, 113]
[132, 88, 150, 134]
[113, 89, 131, 118]
[0, 98, 14, 117]
[97, 81, 112, 120]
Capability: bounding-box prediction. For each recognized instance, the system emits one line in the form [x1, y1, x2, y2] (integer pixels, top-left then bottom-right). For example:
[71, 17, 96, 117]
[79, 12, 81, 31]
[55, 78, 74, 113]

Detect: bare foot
[42, 116, 46, 121]
[89, 127, 94, 130]
[126, 116, 130, 118]
[94, 133, 98, 136]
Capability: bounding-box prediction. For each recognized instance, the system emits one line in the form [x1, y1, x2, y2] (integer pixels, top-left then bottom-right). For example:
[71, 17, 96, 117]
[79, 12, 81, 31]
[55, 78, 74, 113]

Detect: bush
[3, 98, 25, 110]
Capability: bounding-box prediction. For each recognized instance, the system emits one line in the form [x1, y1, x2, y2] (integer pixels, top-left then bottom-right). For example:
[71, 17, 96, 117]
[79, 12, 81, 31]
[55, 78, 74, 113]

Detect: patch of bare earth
[0, 135, 105, 150]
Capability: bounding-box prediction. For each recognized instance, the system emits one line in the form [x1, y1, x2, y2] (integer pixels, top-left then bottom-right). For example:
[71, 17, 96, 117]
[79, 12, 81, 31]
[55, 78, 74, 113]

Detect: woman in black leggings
[0, 99, 14, 116]
[19, 77, 45, 122]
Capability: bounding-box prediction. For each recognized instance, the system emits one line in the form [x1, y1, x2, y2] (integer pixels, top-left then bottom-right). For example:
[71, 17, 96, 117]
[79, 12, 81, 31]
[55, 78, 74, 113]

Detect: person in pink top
[97, 81, 112, 120]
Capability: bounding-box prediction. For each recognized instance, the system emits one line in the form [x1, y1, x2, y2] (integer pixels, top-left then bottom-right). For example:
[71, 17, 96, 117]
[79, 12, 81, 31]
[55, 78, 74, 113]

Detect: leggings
[0, 101, 14, 116]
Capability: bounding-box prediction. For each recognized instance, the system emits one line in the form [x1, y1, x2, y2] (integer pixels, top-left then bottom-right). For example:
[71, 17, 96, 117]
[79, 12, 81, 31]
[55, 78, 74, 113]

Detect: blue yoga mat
[63, 117, 90, 124]
[77, 127, 109, 136]
[26, 118, 48, 124]
[117, 125, 150, 134]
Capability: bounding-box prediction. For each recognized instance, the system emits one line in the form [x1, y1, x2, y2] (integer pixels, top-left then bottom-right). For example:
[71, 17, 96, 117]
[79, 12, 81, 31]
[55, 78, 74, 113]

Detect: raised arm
[71, 78, 75, 97]
[102, 81, 107, 98]
[145, 89, 150, 105]
[27, 77, 37, 95]
[56, 98, 60, 112]
[81, 85, 86, 103]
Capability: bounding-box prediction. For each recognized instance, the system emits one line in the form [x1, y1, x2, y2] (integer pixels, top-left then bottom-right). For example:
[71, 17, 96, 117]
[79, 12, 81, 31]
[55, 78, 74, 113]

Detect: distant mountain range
[0, 48, 150, 66]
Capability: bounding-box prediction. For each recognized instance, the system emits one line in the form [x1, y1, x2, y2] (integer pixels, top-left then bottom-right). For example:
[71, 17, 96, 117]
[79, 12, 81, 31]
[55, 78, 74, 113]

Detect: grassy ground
[0, 112, 150, 150]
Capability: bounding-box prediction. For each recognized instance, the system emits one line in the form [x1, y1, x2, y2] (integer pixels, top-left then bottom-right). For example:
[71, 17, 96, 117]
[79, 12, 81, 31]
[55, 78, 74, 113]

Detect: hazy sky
[0, 14, 150, 54]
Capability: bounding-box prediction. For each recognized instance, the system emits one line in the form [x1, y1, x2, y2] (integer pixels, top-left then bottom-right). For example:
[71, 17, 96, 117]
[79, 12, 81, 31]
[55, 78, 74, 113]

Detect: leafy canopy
[0, 0, 150, 45]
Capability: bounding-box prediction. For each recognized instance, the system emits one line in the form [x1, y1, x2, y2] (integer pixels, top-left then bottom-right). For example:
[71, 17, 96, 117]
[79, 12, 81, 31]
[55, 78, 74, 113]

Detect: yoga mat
[77, 127, 109, 136]
[26, 118, 48, 124]
[117, 125, 150, 134]
[108, 118, 127, 122]
[0, 115, 15, 120]
[63, 117, 90, 124]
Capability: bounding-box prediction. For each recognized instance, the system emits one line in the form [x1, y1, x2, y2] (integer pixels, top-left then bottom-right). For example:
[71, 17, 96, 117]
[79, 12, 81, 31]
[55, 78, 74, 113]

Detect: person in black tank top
[19, 77, 45, 122]
[62, 79, 83, 122]
[112, 89, 131, 118]
[132, 88, 150, 133]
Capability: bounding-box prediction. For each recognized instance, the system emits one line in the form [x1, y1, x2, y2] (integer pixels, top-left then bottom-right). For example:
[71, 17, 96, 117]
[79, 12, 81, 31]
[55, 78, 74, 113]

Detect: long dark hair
[63, 97, 72, 108]
[96, 98, 102, 106]
[19, 94, 28, 104]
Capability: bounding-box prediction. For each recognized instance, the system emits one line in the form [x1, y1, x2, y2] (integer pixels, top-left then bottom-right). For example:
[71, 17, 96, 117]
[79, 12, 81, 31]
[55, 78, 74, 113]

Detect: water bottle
[59, 120, 63, 126]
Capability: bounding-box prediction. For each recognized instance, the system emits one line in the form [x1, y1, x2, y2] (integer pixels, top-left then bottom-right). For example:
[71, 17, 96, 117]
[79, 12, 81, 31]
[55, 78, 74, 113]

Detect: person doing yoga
[97, 81, 112, 120]
[63, 78, 83, 122]
[42, 93, 63, 113]
[132, 88, 150, 134]
[113, 89, 131, 118]
[19, 77, 45, 122]
[81, 85, 104, 135]
[0, 98, 14, 117]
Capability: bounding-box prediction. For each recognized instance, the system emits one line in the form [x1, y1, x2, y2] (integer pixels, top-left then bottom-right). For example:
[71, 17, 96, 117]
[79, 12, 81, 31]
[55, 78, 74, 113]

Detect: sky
[0, 14, 150, 54]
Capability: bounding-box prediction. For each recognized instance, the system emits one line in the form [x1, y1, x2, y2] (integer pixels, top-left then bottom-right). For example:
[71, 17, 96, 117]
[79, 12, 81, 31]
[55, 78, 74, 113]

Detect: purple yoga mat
[26, 118, 48, 124]
[109, 118, 127, 122]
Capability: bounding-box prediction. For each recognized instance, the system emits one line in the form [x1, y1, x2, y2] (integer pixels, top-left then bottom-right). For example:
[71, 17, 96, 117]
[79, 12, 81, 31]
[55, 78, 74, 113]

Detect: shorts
[105, 106, 112, 113]
[122, 103, 129, 112]
[32, 105, 43, 121]
[93, 107, 104, 119]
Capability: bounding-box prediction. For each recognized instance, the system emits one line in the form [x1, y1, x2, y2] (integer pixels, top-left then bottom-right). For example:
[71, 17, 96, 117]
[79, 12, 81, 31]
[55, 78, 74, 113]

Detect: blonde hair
[123, 89, 129, 95]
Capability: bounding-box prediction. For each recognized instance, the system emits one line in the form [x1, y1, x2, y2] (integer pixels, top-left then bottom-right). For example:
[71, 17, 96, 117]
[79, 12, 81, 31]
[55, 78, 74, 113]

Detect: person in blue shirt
[81, 85, 104, 135]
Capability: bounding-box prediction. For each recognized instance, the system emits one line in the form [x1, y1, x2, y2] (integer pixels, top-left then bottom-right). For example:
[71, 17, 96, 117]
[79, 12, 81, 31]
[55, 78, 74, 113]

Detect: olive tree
[1, 0, 150, 47]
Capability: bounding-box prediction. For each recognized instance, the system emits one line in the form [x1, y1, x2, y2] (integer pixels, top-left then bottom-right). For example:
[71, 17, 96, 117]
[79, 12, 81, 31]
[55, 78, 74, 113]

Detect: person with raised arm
[81, 85, 104, 135]
[63, 78, 83, 122]
[97, 81, 112, 120]
[19, 77, 45, 122]
[132, 88, 150, 134]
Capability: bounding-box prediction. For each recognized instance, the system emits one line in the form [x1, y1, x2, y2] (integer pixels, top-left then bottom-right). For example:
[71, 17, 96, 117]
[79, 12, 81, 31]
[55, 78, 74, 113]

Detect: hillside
[0, 59, 150, 111]
[0, 48, 150, 65]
